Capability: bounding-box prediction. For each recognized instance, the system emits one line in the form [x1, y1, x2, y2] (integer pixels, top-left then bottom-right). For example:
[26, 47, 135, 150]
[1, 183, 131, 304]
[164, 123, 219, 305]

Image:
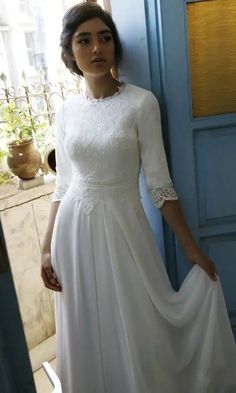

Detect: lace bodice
[52, 83, 178, 211]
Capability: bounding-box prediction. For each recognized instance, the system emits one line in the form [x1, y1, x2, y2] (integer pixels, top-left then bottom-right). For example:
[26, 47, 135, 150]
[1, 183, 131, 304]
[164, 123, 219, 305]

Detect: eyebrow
[73, 29, 112, 38]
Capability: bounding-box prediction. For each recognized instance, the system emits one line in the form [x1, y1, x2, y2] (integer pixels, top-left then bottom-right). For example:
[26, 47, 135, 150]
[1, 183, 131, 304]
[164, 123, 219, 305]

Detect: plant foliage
[0, 101, 46, 145]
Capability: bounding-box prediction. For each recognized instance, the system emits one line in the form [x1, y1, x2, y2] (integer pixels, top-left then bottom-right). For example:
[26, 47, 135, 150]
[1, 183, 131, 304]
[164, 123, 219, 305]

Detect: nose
[92, 41, 102, 54]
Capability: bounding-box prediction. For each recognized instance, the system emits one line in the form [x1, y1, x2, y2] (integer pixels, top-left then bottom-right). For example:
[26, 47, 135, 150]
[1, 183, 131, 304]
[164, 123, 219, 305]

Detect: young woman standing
[41, 3, 236, 392]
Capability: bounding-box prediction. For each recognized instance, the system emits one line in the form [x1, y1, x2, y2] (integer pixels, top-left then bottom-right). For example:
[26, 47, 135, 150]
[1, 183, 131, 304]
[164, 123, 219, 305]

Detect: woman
[41, 2, 236, 392]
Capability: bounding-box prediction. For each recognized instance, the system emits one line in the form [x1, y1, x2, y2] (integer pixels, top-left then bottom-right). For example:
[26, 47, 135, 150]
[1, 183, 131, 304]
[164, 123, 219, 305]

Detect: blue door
[110, 0, 236, 337]
[148, 0, 236, 336]
[0, 218, 36, 392]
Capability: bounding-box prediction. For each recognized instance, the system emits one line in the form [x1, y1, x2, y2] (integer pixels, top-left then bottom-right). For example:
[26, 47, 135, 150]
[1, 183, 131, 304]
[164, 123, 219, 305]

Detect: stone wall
[0, 180, 55, 361]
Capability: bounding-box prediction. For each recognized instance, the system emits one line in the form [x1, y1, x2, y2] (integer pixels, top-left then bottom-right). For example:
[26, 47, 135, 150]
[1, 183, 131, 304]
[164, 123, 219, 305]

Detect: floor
[33, 357, 57, 393]
[28, 334, 57, 392]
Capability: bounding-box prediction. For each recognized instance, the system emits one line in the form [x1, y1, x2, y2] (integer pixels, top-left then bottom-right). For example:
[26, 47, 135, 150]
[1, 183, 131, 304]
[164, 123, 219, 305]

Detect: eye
[78, 38, 90, 45]
[101, 35, 112, 43]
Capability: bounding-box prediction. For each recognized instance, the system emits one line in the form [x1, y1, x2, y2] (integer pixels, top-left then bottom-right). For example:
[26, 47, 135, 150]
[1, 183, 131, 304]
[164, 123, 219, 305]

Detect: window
[19, 0, 30, 15]
[25, 32, 35, 67]
[187, 0, 236, 117]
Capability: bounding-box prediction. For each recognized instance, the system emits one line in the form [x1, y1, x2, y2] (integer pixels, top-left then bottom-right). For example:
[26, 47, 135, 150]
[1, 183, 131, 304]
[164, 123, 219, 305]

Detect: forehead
[73, 17, 111, 35]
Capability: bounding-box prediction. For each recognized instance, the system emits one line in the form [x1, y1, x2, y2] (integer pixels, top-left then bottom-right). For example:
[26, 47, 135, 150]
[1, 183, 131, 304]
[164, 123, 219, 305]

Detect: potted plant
[0, 101, 44, 180]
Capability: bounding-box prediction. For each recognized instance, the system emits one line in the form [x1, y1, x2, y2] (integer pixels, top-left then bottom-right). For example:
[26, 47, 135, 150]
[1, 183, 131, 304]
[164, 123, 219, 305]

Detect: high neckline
[81, 81, 127, 104]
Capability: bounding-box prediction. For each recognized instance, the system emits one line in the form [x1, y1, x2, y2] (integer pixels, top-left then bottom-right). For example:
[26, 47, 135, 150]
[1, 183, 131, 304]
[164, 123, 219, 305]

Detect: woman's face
[71, 17, 115, 78]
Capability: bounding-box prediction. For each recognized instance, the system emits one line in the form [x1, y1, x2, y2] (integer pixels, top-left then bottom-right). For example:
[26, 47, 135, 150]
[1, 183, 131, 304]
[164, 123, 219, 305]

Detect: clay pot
[43, 146, 56, 175]
[7, 139, 42, 180]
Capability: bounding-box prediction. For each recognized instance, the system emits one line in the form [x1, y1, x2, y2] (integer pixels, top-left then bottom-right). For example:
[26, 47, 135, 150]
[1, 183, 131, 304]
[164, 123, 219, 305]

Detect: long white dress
[50, 83, 236, 393]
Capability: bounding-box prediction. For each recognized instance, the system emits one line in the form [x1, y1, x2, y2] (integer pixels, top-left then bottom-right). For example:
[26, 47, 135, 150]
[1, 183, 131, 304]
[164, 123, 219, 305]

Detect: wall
[109, 0, 166, 261]
[0, 181, 56, 372]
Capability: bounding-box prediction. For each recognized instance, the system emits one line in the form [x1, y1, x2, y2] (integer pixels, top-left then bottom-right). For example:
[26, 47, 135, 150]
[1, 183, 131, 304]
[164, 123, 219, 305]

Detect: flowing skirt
[51, 188, 236, 393]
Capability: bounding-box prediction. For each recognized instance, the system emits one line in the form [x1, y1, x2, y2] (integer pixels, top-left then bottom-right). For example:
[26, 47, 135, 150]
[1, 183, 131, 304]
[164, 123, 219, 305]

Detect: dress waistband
[67, 178, 140, 214]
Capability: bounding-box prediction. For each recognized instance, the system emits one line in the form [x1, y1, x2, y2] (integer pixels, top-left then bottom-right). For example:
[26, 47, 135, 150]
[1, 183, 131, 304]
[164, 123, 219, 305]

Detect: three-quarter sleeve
[51, 104, 72, 202]
[136, 91, 178, 208]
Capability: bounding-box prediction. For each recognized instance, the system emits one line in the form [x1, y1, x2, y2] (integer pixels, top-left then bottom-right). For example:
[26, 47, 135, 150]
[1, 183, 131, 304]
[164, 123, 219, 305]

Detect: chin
[86, 69, 113, 78]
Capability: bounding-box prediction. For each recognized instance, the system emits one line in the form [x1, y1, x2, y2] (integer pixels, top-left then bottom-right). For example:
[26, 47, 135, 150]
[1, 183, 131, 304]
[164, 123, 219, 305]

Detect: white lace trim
[67, 179, 140, 214]
[150, 184, 178, 208]
[81, 81, 127, 104]
[51, 185, 68, 202]
[51, 181, 178, 209]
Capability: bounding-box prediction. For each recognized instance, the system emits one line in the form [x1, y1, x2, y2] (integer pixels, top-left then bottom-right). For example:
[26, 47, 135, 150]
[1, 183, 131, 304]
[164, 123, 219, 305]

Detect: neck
[84, 73, 121, 99]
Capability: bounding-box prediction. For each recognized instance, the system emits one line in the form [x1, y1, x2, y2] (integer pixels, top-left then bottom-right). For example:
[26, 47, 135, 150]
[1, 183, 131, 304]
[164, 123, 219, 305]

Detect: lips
[91, 58, 106, 63]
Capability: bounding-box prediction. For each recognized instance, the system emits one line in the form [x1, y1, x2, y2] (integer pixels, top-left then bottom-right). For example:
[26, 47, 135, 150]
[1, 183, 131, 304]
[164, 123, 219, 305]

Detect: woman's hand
[160, 200, 218, 282]
[187, 249, 218, 282]
[41, 251, 62, 292]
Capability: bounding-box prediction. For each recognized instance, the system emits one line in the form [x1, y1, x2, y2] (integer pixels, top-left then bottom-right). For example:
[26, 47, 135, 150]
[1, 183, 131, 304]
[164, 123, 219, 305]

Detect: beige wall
[0, 181, 55, 351]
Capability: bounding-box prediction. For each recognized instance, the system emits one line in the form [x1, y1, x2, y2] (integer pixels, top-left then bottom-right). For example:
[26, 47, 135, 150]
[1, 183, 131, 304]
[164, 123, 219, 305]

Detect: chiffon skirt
[51, 188, 236, 393]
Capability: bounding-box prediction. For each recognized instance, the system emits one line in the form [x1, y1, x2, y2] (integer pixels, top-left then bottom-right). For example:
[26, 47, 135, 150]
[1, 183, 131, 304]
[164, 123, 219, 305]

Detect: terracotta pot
[43, 146, 56, 175]
[7, 139, 42, 180]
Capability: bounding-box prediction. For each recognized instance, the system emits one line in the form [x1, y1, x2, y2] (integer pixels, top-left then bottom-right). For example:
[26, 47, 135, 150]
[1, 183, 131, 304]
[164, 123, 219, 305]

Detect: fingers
[207, 261, 218, 282]
[208, 270, 218, 282]
[195, 256, 218, 282]
[41, 266, 62, 292]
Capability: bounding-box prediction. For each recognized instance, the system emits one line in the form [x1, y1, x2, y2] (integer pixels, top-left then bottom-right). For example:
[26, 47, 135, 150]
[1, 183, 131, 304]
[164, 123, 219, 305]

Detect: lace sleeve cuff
[51, 185, 68, 202]
[149, 183, 178, 209]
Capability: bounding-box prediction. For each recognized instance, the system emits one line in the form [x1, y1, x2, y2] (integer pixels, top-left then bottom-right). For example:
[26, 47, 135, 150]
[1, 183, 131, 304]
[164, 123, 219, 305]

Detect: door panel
[152, 0, 236, 337]
[194, 127, 236, 225]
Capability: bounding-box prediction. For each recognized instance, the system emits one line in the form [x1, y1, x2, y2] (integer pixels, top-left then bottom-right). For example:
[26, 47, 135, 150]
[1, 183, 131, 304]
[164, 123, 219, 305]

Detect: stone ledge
[18, 174, 45, 190]
[0, 181, 55, 211]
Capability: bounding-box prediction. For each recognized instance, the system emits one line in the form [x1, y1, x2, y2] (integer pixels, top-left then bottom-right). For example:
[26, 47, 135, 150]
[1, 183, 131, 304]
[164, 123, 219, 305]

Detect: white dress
[51, 83, 236, 393]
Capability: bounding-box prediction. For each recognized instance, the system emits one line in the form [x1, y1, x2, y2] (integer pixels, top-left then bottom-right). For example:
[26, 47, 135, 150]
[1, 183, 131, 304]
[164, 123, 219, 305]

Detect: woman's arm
[160, 199, 218, 281]
[136, 91, 218, 282]
[40, 103, 71, 292]
[41, 201, 62, 292]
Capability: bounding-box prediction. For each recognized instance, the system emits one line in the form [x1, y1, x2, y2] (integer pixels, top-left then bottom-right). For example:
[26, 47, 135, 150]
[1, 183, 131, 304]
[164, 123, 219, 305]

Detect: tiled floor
[29, 334, 57, 392]
[33, 357, 57, 393]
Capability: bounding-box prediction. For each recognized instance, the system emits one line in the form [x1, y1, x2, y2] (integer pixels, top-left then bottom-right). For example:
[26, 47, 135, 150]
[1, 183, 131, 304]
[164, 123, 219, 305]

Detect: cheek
[72, 47, 89, 64]
[107, 43, 115, 59]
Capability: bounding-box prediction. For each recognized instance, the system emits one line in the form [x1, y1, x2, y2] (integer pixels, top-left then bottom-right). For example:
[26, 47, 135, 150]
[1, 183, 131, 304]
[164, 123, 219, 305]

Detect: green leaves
[0, 101, 45, 144]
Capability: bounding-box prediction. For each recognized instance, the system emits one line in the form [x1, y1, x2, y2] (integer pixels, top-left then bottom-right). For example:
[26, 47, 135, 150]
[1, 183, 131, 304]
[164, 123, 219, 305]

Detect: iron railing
[0, 69, 81, 155]
[0, 69, 81, 126]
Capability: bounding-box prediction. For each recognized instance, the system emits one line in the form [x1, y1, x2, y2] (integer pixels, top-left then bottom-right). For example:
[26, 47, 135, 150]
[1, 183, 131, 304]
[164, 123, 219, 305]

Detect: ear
[69, 49, 75, 61]
[111, 64, 119, 80]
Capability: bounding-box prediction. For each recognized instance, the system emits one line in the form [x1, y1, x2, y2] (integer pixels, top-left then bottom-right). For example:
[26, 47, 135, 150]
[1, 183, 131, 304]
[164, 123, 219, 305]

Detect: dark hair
[60, 2, 123, 77]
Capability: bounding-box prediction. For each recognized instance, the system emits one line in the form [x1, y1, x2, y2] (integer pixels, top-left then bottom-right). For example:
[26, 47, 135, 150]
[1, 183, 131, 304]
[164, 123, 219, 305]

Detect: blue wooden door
[0, 218, 36, 392]
[147, 0, 236, 336]
[110, 0, 236, 337]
